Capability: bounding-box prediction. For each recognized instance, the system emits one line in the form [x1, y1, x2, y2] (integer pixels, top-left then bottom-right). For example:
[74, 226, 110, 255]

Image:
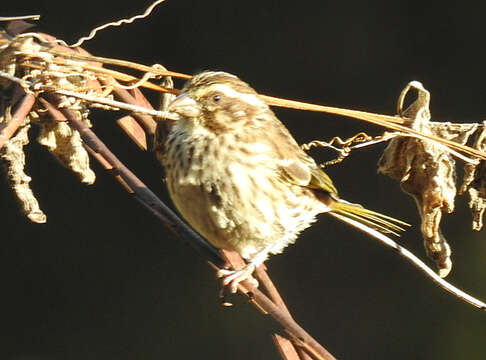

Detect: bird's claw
[217, 265, 258, 293]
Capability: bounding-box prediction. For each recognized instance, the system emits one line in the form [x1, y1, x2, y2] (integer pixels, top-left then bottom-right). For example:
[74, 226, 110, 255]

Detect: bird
[157, 71, 408, 293]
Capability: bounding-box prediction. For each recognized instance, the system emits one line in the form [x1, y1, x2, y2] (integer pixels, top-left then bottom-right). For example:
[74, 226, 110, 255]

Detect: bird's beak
[168, 93, 201, 118]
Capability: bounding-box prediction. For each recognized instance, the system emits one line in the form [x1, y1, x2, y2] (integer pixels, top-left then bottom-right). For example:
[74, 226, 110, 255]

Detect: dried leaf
[378, 81, 477, 277]
[37, 120, 95, 184]
[0, 121, 46, 223]
[459, 121, 486, 230]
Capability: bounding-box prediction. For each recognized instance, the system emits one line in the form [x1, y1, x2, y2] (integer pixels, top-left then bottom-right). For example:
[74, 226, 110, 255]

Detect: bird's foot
[217, 264, 259, 293]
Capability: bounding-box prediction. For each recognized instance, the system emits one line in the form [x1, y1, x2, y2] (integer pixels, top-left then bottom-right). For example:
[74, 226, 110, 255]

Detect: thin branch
[330, 212, 486, 311]
[273, 334, 301, 360]
[99, 79, 158, 136]
[0, 70, 30, 88]
[220, 251, 327, 360]
[255, 265, 292, 317]
[53, 89, 180, 121]
[209, 261, 335, 360]
[46, 48, 191, 80]
[43, 94, 223, 267]
[0, 15, 40, 21]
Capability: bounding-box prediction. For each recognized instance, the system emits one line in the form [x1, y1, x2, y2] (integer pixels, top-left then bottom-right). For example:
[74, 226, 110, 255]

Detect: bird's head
[168, 71, 269, 133]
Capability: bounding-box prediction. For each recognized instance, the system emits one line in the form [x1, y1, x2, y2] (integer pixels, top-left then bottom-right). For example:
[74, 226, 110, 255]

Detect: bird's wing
[280, 153, 339, 196]
[265, 119, 409, 235]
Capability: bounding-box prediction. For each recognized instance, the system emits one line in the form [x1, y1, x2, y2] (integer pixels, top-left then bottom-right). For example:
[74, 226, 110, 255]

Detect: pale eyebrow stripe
[207, 84, 264, 107]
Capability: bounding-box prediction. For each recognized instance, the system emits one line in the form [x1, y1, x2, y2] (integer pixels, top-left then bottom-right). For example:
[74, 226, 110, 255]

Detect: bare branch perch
[39, 93, 335, 360]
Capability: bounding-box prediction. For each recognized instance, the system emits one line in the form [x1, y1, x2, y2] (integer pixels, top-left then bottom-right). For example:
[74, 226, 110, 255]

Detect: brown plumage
[158, 71, 408, 292]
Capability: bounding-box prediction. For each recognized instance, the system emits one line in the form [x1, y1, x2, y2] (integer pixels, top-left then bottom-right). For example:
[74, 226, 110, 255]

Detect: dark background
[2, 1, 486, 359]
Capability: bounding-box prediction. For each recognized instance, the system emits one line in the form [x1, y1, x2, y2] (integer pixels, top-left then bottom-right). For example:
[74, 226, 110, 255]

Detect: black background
[2, 1, 486, 359]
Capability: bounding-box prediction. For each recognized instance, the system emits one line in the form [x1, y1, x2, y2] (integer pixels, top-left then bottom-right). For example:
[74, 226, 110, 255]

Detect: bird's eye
[212, 94, 222, 102]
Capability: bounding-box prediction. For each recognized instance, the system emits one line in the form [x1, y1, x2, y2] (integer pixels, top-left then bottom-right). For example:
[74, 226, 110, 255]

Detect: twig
[220, 251, 326, 360]
[54, 89, 180, 121]
[248, 284, 336, 360]
[46, 48, 191, 80]
[42, 94, 223, 266]
[0, 15, 40, 21]
[209, 260, 335, 360]
[330, 212, 486, 311]
[255, 265, 292, 317]
[0, 70, 30, 88]
[99, 79, 158, 136]
[273, 334, 301, 360]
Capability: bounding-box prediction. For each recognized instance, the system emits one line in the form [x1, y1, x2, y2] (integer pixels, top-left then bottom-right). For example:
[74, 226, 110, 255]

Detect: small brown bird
[159, 71, 408, 292]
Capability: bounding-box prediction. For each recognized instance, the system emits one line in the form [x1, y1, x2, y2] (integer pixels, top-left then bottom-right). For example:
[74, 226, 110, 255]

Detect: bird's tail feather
[329, 200, 409, 236]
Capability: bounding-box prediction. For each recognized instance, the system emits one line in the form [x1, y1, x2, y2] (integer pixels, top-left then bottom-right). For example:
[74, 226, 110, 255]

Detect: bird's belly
[167, 167, 325, 260]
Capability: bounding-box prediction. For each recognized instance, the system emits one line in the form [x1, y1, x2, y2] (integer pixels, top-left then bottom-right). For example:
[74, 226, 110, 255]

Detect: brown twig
[220, 251, 334, 360]
[100, 79, 157, 136]
[248, 283, 335, 360]
[42, 93, 224, 266]
[254, 265, 292, 317]
[273, 334, 301, 360]
[64, 44, 159, 138]
[47, 48, 191, 80]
